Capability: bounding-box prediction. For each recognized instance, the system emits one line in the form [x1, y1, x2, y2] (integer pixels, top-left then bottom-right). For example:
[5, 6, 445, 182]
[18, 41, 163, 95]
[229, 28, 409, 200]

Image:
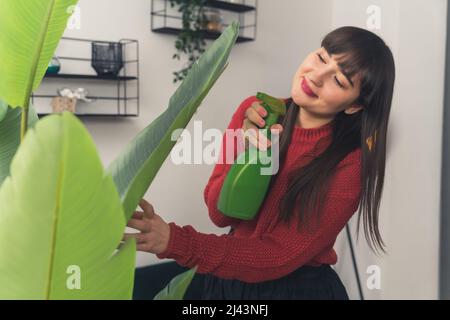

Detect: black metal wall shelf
[33, 37, 140, 118]
[36, 113, 139, 118]
[44, 73, 138, 81]
[33, 94, 138, 101]
[206, 0, 255, 12]
[151, 0, 257, 42]
[152, 26, 253, 43]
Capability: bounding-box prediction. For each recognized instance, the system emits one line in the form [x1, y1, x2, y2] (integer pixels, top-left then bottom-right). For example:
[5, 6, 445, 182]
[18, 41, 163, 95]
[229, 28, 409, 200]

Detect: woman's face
[291, 47, 363, 117]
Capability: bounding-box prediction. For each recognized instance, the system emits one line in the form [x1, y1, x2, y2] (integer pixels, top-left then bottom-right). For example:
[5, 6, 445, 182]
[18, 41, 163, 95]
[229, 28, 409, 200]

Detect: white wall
[42, 0, 446, 299]
[332, 0, 447, 300]
[56, 0, 333, 265]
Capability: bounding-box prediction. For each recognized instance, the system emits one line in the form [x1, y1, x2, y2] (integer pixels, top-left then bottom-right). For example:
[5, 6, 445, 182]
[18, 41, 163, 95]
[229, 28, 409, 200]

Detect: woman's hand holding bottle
[242, 101, 284, 151]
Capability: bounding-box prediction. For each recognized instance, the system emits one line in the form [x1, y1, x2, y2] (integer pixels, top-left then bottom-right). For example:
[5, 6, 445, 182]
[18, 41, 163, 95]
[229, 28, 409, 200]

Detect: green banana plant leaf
[0, 99, 7, 121]
[0, 112, 136, 299]
[0, 0, 78, 108]
[108, 22, 239, 220]
[0, 102, 39, 185]
[154, 267, 197, 300]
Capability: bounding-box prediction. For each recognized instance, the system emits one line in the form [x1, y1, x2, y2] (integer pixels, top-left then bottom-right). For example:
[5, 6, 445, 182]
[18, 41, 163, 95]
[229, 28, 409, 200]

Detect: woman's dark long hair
[273, 26, 395, 254]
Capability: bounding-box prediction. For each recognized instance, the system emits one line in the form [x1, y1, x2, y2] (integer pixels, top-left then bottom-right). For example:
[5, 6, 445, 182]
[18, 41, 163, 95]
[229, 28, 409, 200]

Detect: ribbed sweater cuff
[156, 222, 191, 262]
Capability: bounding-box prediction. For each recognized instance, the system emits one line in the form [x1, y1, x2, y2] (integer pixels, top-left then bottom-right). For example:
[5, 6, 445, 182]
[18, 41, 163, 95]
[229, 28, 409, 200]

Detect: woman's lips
[301, 77, 318, 98]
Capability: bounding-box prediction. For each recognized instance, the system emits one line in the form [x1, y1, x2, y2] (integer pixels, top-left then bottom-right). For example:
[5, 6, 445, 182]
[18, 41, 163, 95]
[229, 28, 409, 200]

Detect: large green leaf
[154, 267, 197, 300]
[0, 112, 136, 299]
[108, 22, 239, 220]
[0, 0, 78, 108]
[0, 103, 39, 185]
[0, 99, 7, 122]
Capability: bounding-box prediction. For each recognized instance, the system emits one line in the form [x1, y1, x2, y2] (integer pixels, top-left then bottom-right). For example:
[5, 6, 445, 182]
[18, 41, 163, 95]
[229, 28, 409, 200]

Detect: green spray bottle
[217, 92, 287, 220]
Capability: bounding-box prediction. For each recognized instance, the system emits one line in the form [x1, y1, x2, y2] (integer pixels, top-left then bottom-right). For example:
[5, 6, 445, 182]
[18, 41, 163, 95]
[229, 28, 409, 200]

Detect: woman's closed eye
[316, 53, 345, 88]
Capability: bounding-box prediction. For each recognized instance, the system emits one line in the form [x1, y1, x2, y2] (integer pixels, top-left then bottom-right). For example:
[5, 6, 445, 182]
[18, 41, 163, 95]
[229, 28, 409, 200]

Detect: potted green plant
[0, 0, 239, 299]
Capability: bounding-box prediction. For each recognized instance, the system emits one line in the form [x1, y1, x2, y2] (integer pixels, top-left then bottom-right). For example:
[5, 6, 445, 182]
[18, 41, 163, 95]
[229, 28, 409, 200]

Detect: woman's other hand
[123, 199, 170, 254]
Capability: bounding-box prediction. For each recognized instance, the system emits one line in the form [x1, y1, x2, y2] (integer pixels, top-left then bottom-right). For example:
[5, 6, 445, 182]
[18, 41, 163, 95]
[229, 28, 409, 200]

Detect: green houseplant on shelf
[0, 0, 239, 299]
[169, 0, 208, 83]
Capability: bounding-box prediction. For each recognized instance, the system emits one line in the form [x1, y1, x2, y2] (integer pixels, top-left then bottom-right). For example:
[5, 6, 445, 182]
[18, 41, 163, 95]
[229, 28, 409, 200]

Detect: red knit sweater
[157, 96, 362, 283]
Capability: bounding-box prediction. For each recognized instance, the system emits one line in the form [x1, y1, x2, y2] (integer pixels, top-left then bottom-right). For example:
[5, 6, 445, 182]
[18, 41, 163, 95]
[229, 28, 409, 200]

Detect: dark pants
[201, 264, 349, 300]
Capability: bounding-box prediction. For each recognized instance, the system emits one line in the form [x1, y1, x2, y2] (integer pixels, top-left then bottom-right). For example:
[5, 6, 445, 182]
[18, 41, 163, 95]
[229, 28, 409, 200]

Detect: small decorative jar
[202, 8, 223, 32]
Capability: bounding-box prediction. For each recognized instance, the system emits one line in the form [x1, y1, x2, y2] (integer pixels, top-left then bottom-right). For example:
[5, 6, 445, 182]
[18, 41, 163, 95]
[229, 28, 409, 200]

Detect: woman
[124, 26, 396, 300]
